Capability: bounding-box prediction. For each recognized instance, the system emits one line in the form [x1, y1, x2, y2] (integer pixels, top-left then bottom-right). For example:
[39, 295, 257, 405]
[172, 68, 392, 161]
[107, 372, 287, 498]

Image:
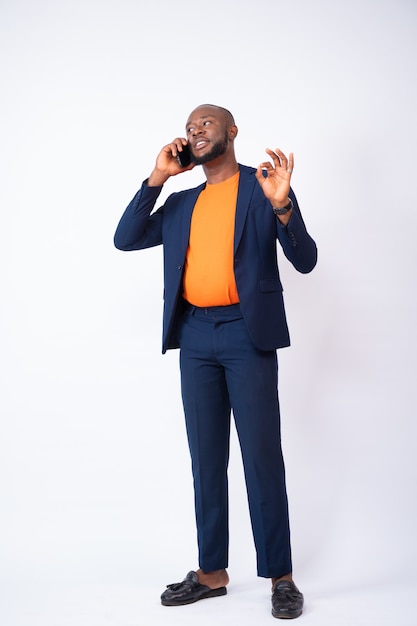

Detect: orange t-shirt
[183, 172, 240, 307]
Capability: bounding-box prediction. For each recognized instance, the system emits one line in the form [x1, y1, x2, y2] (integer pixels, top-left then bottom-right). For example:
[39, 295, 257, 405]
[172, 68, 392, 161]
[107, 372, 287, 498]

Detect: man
[114, 104, 317, 619]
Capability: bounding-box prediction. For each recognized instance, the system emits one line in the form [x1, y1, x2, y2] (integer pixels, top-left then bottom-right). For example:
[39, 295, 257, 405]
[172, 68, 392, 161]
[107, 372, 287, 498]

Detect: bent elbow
[299, 245, 318, 274]
[113, 231, 132, 251]
[113, 232, 125, 250]
[292, 243, 318, 274]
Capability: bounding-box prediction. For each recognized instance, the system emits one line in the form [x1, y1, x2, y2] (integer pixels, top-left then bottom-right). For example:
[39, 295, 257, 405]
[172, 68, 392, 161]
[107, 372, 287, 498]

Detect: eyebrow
[186, 115, 216, 126]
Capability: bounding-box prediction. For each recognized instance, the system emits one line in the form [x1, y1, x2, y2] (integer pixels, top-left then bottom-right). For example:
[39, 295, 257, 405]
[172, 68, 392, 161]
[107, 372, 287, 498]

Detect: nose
[192, 123, 205, 136]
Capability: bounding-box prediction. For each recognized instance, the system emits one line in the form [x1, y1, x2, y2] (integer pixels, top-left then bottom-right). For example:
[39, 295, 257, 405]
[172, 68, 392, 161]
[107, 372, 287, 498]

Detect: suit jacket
[114, 164, 317, 353]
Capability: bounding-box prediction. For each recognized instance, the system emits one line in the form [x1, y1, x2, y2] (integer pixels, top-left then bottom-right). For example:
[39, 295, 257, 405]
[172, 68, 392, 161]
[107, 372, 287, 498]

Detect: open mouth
[194, 140, 209, 151]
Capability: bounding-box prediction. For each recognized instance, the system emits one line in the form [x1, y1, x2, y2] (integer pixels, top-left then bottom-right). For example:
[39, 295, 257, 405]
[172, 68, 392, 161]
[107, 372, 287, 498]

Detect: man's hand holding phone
[148, 138, 194, 187]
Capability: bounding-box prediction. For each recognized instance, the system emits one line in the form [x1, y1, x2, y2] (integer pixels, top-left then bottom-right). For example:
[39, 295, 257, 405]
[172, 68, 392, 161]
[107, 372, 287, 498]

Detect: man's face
[185, 106, 230, 165]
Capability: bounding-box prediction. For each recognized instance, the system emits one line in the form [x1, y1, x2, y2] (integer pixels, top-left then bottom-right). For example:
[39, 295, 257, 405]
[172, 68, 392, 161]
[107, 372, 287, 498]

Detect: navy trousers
[178, 303, 292, 578]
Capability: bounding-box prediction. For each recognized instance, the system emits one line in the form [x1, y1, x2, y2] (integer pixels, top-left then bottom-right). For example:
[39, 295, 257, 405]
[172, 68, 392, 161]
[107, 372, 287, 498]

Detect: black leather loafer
[161, 570, 227, 606]
[271, 580, 304, 619]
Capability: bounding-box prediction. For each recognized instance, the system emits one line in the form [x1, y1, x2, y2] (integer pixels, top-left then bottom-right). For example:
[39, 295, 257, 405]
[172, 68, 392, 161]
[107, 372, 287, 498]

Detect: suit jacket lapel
[235, 165, 257, 253]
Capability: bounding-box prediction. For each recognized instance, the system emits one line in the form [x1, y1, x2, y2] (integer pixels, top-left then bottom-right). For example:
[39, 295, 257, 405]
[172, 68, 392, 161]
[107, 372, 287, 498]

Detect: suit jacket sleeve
[114, 181, 165, 251]
[276, 189, 318, 274]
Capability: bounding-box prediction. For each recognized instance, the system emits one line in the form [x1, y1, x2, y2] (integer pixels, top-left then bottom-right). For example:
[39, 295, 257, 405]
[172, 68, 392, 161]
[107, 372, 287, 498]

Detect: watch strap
[272, 198, 293, 216]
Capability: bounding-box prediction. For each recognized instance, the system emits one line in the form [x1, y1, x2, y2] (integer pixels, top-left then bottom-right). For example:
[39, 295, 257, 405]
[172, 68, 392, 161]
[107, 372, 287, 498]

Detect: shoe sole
[271, 607, 303, 619]
[161, 586, 227, 606]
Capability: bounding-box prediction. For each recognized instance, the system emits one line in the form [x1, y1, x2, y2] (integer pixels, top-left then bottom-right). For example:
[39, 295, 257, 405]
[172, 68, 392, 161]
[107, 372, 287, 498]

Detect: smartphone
[177, 143, 193, 168]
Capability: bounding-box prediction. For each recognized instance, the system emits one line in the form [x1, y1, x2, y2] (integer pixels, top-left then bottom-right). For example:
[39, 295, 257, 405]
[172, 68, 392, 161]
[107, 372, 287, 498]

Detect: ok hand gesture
[255, 148, 294, 208]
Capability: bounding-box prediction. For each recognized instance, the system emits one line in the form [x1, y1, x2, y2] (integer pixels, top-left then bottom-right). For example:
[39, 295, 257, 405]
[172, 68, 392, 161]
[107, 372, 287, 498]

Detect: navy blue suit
[114, 164, 317, 577]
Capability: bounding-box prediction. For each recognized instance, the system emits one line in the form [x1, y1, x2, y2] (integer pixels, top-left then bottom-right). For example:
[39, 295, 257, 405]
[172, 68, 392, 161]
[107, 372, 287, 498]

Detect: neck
[202, 154, 239, 184]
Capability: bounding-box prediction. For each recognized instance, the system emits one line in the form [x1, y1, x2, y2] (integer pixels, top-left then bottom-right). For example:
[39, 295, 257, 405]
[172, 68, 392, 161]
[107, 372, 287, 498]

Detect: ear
[228, 124, 238, 140]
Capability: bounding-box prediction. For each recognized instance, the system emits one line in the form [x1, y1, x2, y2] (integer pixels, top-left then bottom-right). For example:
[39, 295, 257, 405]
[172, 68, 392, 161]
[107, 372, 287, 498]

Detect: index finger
[169, 137, 188, 157]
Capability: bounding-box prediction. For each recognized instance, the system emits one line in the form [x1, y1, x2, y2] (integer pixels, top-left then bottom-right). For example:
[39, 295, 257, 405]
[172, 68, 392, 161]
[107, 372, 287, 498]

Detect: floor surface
[1, 576, 415, 626]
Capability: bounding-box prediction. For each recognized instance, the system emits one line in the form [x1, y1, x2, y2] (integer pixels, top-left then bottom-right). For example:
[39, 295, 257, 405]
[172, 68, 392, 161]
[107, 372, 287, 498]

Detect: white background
[1, 1, 416, 624]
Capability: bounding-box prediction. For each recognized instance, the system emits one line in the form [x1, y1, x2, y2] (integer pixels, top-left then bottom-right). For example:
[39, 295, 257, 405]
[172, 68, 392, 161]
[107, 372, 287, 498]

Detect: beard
[191, 131, 229, 165]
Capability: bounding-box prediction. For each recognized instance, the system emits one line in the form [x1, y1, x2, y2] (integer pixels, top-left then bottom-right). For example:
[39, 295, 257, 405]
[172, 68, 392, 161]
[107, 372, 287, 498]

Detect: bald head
[196, 104, 235, 125]
[186, 104, 236, 130]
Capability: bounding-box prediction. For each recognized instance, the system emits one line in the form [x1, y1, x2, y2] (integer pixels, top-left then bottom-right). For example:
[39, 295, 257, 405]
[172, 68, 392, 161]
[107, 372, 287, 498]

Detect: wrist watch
[272, 198, 293, 216]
